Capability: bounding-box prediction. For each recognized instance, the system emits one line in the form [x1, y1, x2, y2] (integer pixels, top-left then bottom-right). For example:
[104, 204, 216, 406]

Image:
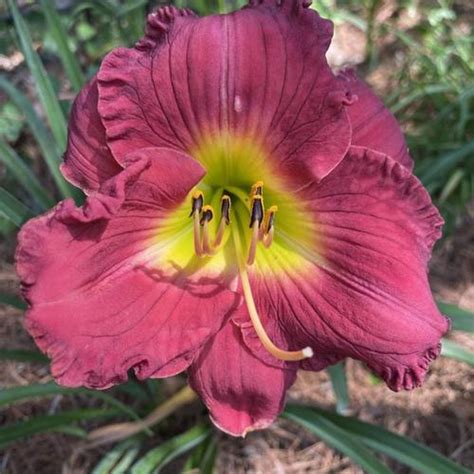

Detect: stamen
[201, 205, 217, 256]
[247, 195, 264, 265]
[262, 205, 278, 248]
[249, 195, 264, 228]
[239, 263, 314, 362]
[189, 189, 204, 217]
[250, 180, 264, 198]
[221, 195, 231, 225]
[247, 220, 260, 266]
[213, 195, 231, 248]
[190, 190, 204, 257]
[200, 205, 214, 226]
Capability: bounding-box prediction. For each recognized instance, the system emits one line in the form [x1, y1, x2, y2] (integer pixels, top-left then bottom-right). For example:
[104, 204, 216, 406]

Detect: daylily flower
[16, 0, 449, 436]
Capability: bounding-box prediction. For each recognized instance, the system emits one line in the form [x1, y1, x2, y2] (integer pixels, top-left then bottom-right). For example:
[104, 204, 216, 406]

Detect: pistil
[234, 226, 314, 362]
[189, 183, 313, 362]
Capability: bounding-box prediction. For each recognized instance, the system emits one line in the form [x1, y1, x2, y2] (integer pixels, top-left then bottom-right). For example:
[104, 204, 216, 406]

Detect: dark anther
[266, 209, 276, 233]
[200, 205, 214, 225]
[251, 181, 264, 197]
[221, 195, 231, 225]
[249, 196, 264, 228]
[189, 191, 204, 217]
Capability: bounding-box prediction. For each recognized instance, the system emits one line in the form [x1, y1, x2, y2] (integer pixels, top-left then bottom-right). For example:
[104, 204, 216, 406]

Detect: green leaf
[0, 102, 23, 142]
[0, 382, 77, 407]
[283, 406, 392, 474]
[0, 187, 34, 226]
[285, 405, 470, 474]
[7, 0, 68, 151]
[182, 435, 218, 474]
[0, 382, 141, 422]
[389, 84, 454, 115]
[0, 216, 16, 236]
[39, 0, 85, 92]
[0, 76, 74, 199]
[0, 408, 117, 449]
[439, 169, 465, 203]
[327, 362, 350, 414]
[72, 0, 117, 18]
[92, 440, 141, 474]
[131, 424, 211, 474]
[0, 291, 27, 310]
[441, 339, 474, 366]
[0, 349, 48, 364]
[437, 301, 474, 332]
[0, 138, 54, 209]
[420, 141, 474, 187]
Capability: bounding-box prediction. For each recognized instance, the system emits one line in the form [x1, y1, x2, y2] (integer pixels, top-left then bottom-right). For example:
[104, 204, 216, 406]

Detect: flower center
[190, 181, 313, 362]
[149, 134, 319, 363]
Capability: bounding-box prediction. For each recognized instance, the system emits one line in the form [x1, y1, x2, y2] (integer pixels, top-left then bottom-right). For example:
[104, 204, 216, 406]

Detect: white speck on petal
[234, 96, 243, 113]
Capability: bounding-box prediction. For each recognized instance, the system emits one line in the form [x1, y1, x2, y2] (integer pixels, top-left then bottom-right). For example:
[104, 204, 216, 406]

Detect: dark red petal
[97, 1, 351, 182]
[339, 69, 413, 170]
[17, 148, 240, 389]
[188, 319, 297, 436]
[237, 147, 448, 391]
[61, 76, 122, 193]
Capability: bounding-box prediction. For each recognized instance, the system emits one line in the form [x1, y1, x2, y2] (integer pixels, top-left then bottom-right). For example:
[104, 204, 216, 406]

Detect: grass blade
[437, 301, 474, 332]
[285, 404, 470, 474]
[0, 76, 74, 199]
[283, 406, 391, 474]
[420, 141, 474, 187]
[0, 349, 48, 364]
[182, 435, 218, 474]
[0, 382, 77, 407]
[7, 0, 68, 151]
[0, 291, 27, 310]
[0, 138, 54, 209]
[327, 362, 350, 414]
[92, 440, 141, 474]
[0, 408, 118, 449]
[131, 424, 211, 474]
[0, 186, 34, 226]
[441, 339, 474, 366]
[0, 382, 142, 421]
[39, 0, 85, 92]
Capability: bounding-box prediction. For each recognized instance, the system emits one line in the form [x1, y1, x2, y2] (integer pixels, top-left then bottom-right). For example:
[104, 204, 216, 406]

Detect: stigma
[189, 182, 313, 363]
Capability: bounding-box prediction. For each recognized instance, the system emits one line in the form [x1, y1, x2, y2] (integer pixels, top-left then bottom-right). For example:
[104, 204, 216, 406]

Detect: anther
[220, 195, 231, 225]
[190, 191, 204, 257]
[262, 205, 277, 248]
[213, 195, 231, 248]
[264, 205, 278, 234]
[201, 205, 217, 256]
[250, 180, 264, 198]
[200, 205, 214, 226]
[247, 196, 264, 266]
[249, 195, 264, 229]
[189, 190, 204, 217]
